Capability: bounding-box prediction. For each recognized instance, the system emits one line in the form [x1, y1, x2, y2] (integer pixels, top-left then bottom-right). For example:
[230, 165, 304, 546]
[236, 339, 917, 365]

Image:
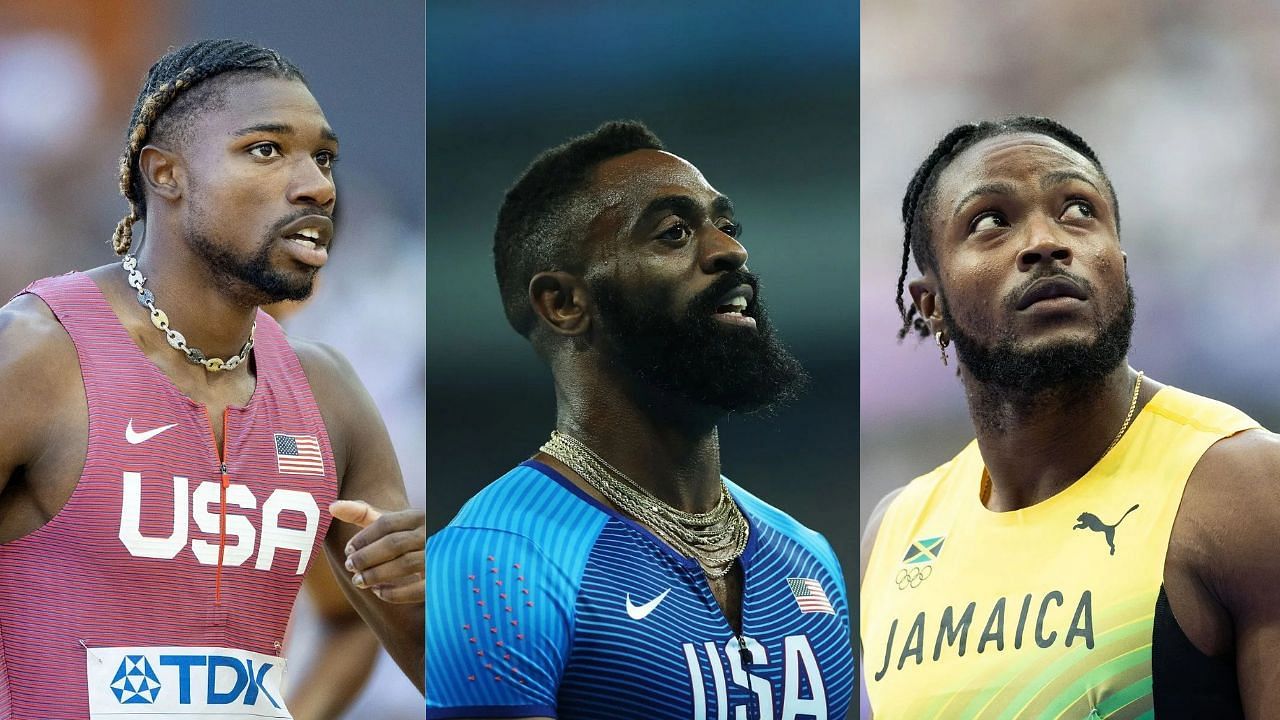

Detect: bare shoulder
[286, 335, 363, 431]
[1182, 429, 1280, 602]
[1187, 428, 1280, 515]
[860, 486, 906, 587]
[0, 294, 83, 469]
[285, 335, 388, 480]
[0, 293, 81, 397]
[287, 335, 362, 400]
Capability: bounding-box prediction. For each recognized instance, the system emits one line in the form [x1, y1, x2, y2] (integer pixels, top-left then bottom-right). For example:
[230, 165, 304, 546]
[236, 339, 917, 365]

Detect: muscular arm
[1173, 430, 1280, 717]
[286, 561, 380, 720]
[0, 295, 85, 542]
[293, 339, 424, 692]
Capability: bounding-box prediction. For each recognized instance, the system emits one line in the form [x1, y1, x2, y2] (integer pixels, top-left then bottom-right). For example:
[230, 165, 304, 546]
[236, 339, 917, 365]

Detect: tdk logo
[111, 655, 161, 703]
[89, 645, 289, 716]
[93, 645, 288, 712]
[154, 654, 282, 707]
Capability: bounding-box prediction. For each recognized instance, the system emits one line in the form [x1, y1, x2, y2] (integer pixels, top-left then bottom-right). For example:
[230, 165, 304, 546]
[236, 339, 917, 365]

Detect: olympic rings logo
[895, 565, 933, 589]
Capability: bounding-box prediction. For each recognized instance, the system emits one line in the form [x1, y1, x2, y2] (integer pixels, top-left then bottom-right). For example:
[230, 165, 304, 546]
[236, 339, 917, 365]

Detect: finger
[330, 500, 383, 529]
[369, 576, 424, 604]
[351, 549, 425, 589]
[346, 529, 425, 573]
[343, 508, 425, 555]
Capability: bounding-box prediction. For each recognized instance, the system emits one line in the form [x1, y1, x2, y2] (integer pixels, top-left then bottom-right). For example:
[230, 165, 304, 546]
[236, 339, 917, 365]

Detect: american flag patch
[274, 433, 324, 475]
[787, 577, 835, 614]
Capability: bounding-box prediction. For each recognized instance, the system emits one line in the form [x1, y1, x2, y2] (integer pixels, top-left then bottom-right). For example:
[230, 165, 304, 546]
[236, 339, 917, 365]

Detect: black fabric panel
[1152, 584, 1243, 718]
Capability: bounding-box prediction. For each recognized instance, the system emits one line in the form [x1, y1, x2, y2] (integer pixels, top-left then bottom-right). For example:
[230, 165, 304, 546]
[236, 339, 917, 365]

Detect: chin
[249, 270, 316, 304]
[1015, 330, 1101, 353]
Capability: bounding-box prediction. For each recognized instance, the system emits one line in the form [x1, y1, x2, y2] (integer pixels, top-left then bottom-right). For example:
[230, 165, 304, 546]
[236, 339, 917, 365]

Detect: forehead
[933, 132, 1103, 208]
[190, 76, 330, 137]
[589, 149, 719, 210]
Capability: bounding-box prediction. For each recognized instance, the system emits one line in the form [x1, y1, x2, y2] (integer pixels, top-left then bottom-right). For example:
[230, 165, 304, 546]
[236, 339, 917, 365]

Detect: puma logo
[1073, 504, 1140, 555]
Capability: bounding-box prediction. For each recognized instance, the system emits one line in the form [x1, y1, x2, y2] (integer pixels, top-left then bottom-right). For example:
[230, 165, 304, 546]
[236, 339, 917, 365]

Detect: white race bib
[85, 645, 291, 718]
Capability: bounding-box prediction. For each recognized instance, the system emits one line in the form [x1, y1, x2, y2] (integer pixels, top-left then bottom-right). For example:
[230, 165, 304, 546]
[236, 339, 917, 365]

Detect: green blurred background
[427, 0, 860, 595]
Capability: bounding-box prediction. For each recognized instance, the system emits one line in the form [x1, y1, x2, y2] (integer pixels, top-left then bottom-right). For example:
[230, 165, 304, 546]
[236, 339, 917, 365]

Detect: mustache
[691, 269, 760, 312]
[269, 206, 333, 236]
[1002, 269, 1094, 312]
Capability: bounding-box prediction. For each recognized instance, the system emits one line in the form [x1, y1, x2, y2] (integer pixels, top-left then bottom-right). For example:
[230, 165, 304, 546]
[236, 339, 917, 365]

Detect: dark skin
[536, 148, 751, 617]
[474, 149, 749, 720]
[861, 133, 1280, 716]
[0, 76, 423, 692]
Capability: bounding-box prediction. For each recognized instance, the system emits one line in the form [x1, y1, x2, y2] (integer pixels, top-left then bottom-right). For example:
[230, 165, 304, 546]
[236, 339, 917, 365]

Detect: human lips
[1015, 276, 1088, 311]
[278, 215, 333, 250]
[712, 283, 757, 329]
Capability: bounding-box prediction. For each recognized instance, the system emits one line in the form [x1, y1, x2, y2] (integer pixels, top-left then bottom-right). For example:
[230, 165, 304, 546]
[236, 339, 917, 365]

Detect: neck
[545, 362, 724, 514]
[131, 230, 258, 361]
[964, 362, 1141, 512]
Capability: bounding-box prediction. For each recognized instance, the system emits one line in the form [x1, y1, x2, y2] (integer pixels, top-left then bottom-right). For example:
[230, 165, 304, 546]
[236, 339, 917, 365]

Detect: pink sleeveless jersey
[0, 273, 337, 718]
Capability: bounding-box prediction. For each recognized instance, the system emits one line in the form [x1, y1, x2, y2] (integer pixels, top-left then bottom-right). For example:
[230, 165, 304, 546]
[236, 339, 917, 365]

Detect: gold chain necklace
[1104, 370, 1145, 454]
[978, 370, 1145, 505]
[122, 254, 255, 372]
[540, 430, 748, 579]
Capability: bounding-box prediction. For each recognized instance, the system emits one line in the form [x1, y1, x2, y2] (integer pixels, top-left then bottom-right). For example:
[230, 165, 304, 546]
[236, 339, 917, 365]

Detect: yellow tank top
[861, 386, 1258, 719]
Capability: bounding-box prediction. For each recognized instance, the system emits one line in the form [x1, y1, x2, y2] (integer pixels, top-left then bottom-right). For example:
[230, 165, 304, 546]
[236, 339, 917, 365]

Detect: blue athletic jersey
[427, 460, 853, 719]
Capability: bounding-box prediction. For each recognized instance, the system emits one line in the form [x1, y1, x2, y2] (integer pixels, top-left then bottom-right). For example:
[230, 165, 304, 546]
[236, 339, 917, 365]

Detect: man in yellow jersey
[861, 116, 1280, 718]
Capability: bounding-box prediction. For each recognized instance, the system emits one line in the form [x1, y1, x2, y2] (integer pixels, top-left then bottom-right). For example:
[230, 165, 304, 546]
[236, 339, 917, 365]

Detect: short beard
[590, 270, 809, 414]
[943, 278, 1136, 400]
[183, 204, 318, 306]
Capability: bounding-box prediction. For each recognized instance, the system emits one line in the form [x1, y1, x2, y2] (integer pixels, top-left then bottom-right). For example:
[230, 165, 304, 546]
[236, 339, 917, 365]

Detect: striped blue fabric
[427, 461, 853, 719]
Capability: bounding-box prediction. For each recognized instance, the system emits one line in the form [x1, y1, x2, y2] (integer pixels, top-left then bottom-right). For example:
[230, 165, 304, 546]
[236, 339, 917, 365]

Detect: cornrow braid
[894, 116, 1119, 340]
[113, 39, 306, 255]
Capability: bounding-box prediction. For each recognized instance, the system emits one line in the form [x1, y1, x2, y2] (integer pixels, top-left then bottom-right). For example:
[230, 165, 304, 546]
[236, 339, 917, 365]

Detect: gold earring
[935, 331, 949, 367]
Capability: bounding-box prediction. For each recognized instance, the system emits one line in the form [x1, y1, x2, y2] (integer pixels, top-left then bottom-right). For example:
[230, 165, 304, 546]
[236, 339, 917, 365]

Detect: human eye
[248, 142, 281, 159]
[1061, 199, 1095, 220]
[657, 220, 692, 244]
[718, 220, 743, 238]
[315, 150, 339, 168]
[969, 211, 1007, 234]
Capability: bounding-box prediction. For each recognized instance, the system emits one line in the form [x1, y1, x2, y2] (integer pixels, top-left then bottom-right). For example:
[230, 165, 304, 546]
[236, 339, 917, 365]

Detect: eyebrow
[952, 182, 1016, 217]
[1040, 169, 1100, 193]
[232, 122, 340, 144]
[637, 194, 735, 225]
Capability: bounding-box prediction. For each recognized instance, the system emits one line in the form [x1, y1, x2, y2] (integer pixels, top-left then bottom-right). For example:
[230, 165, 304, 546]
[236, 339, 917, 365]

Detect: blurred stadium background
[0, 0, 423, 715]
[861, 2, 1280, 533]
[427, 0, 859, 601]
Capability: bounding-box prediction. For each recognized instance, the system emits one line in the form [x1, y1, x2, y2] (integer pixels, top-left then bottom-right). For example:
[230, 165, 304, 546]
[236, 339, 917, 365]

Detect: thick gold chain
[541, 430, 748, 578]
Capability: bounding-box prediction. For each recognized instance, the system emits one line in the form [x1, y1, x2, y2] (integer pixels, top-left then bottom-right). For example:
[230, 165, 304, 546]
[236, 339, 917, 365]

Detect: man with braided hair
[0, 39, 423, 716]
[861, 116, 1280, 718]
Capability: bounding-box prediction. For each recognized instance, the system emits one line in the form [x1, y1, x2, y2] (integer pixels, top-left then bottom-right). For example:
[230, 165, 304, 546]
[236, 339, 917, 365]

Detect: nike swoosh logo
[125, 419, 177, 444]
[625, 589, 671, 620]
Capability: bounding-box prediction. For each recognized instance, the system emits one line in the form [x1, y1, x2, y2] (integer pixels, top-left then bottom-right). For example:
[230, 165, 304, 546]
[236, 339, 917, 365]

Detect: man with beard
[426, 121, 853, 719]
[861, 116, 1280, 718]
[0, 40, 424, 715]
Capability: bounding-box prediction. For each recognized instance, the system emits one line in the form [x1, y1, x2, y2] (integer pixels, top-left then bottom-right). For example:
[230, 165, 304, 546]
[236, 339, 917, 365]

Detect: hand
[330, 500, 425, 603]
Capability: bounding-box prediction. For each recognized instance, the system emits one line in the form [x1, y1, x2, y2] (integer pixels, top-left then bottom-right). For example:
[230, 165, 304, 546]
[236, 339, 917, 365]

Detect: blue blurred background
[0, 0, 423, 714]
[427, 0, 859, 601]
[860, 2, 1280, 532]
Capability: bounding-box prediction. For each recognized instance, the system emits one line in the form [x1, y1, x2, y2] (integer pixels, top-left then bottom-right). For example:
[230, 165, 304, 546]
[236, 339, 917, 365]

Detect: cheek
[942, 255, 1004, 308]
[192, 161, 278, 211]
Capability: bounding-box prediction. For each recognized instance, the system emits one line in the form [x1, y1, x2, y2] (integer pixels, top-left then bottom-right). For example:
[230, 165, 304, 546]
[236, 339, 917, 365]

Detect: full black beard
[943, 278, 1136, 398]
[590, 270, 808, 414]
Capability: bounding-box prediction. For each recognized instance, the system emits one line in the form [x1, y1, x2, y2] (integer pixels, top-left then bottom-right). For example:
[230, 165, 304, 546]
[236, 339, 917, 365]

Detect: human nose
[288, 157, 336, 210]
[1017, 215, 1072, 271]
[700, 227, 748, 274]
